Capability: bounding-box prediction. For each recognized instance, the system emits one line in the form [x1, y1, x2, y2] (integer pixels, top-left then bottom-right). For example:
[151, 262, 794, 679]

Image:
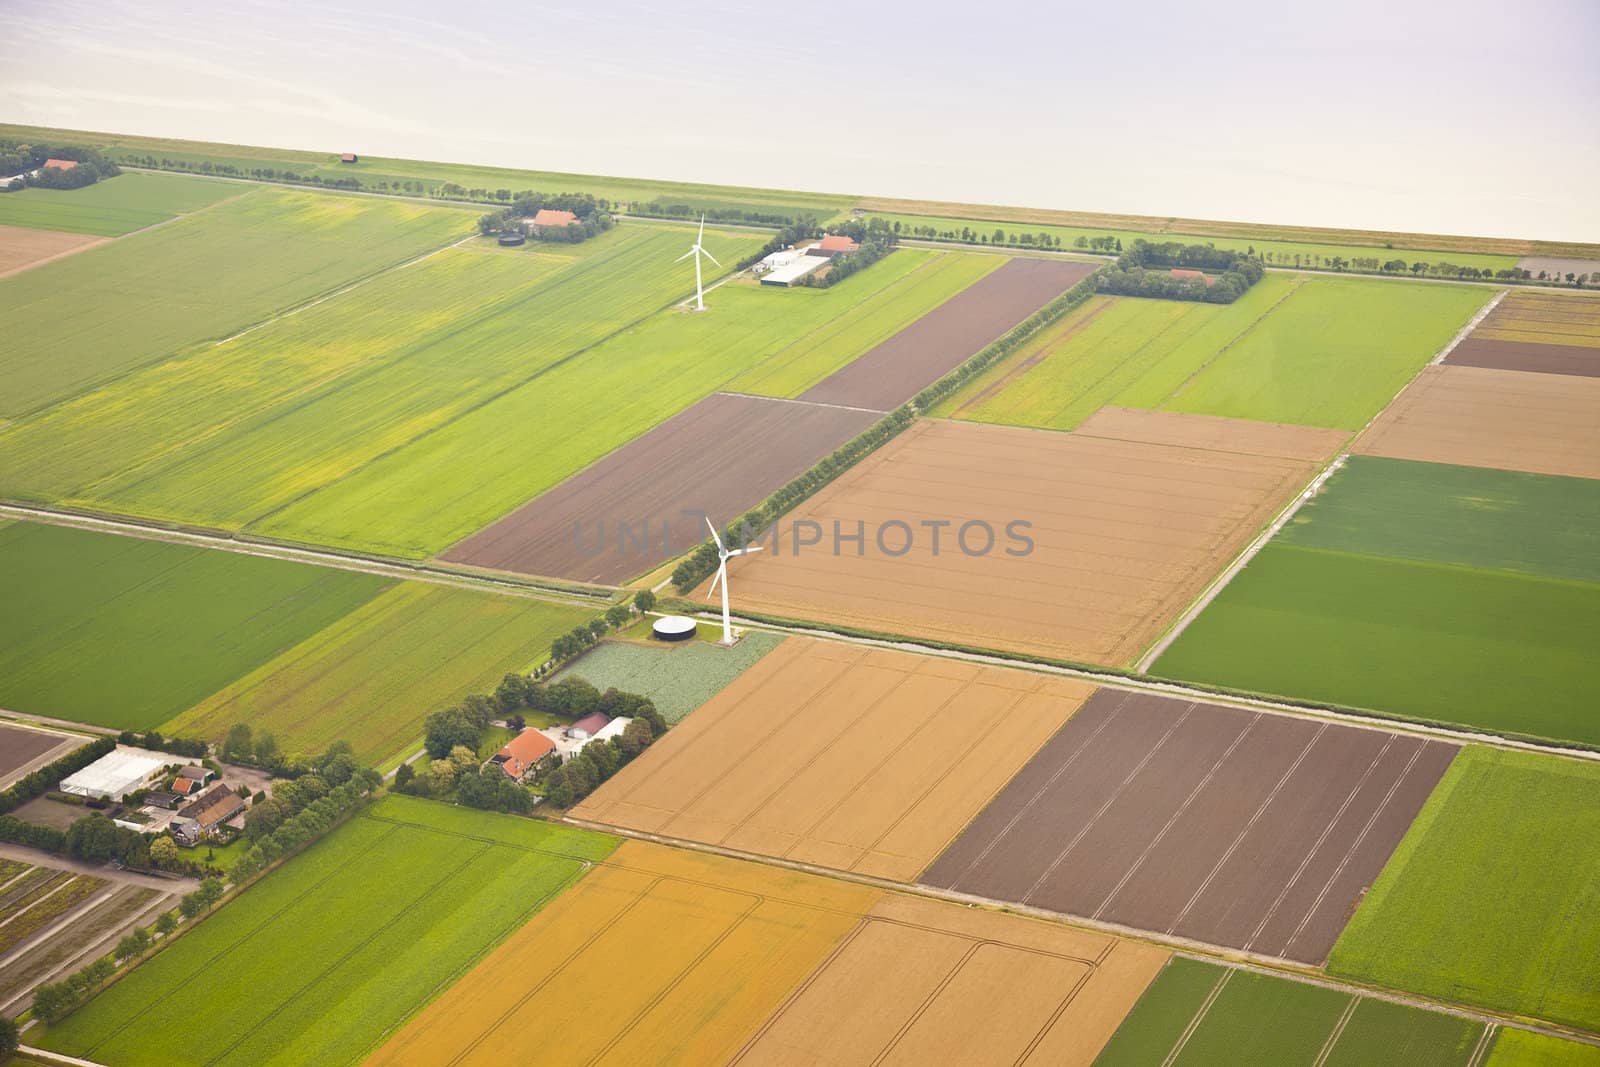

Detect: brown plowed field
[368, 840, 1165, 1067]
[1444, 338, 1600, 377]
[714, 413, 1343, 666]
[798, 258, 1098, 411]
[573, 638, 1093, 882]
[1074, 405, 1350, 461]
[731, 895, 1167, 1067]
[0, 224, 108, 278]
[0, 723, 79, 790]
[921, 690, 1458, 965]
[442, 392, 878, 584]
[1356, 365, 1600, 479]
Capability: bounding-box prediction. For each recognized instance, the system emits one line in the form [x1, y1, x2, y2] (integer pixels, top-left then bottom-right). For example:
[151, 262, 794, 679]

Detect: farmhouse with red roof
[490, 729, 556, 781]
[531, 208, 578, 228]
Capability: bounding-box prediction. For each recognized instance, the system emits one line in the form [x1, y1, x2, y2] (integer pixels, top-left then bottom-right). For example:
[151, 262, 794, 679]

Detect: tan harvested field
[1356, 365, 1600, 480]
[367, 841, 1164, 1067]
[731, 894, 1167, 1066]
[1470, 289, 1600, 346]
[573, 638, 1094, 881]
[715, 412, 1346, 666]
[854, 196, 1600, 259]
[0, 224, 109, 278]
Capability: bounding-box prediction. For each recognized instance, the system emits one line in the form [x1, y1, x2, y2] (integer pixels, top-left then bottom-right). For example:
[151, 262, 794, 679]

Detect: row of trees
[32, 877, 226, 1022]
[1, 805, 210, 876]
[229, 770, 379, 883]
[212, 724, 361, 784]
[0, 735, 115, 816]
[897, 219, 1072, 250]
[116, 729, 208, 759]
[633, 201, 798, 226]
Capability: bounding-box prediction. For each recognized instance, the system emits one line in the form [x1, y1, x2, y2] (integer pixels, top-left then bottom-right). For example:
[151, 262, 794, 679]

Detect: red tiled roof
[340, 153, 358, 162]
[532, 208, 578, 227]
[171, 777, 197, 795]
[495, 729, 556, 779]
[1170, 268, 1214, 285]
[570, 712, 610, 737]
[818, 234, 859, 252]
[43, 159, 78, 170]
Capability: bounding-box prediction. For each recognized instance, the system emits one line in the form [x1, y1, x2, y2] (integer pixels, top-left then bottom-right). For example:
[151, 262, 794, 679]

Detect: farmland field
[0, 225, 108, 278]
[1277, 457, 1600, 584]
[1328, 747, 1600, 1033]
[721, 412, 1345, 666]
[0, 722, 80, 789]
[0, 186, 472, 416]
[1357, 365, 1600, 479]
[1447, 289, 1600, 376]
[31, 225, 744, 533]
[935, 274, 1486, 431]
[254, 240, 1017, 558]
[800, 257, 1098, 411]
[922, 690, 1456, 963]
[40, 796, 617, 1067]
[1154, 452, 1600, 744]
[1095, 958, 1488, 1066]
[443, 392, 880, 583]
[367, 840, 1166, 1066]
[0, 170, 241, 235]
[0, 521, 388, 731]
[554, 631, 785, 723]
[574, 638, 1094, 881]
[868, 210, 1521, 273]
[1486, 1030, 1600, 1066]
[164, 583, 593, 766]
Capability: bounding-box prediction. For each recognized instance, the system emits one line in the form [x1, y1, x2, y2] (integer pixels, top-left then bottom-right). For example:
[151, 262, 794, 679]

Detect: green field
[1486, 1030, 1600, 1066]
[1095, 958, 1485, 1066]
[250, 248, 994, 558]
[872, 211, 1520, 272]
[0, 186, 472, 416]
[1329, 747, 1600, 1033]
[0, 521, 387, 731]
[1280, 458, 1600, 584]
[164, 583, 592, 765]
[1155, 453, 1600, 744]
[0, 170, 241, 236]
[556, 631, 786, 723]
[40, 796, 617, 1067]
[0, 124, 854, 221]
[938, 275, 1488, 431]
[1153, 544, 1600, 744]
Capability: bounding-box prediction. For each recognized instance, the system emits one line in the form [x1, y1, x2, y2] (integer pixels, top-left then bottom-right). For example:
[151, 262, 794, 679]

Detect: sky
[2, 0, 1597, 242]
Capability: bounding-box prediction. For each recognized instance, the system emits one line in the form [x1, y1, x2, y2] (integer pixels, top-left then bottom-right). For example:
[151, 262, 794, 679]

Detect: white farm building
[760, 254, 830, 287]
[58, 747, 174, 802]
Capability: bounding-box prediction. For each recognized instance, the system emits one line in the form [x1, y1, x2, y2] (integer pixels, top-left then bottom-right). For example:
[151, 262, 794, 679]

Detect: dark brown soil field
[0, 723, 80, 789]
[921, 690, 1457, 964]
[443, 392, 878, 584]
[1445, 339, 1600, 377]
[799, 258, 1099, 411]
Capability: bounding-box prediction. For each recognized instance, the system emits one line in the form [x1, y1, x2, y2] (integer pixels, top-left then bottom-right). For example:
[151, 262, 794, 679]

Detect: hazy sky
[3, 0, 1597, 241]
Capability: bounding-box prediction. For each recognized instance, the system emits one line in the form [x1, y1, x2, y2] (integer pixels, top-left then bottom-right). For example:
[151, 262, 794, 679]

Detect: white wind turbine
[705, 516, 762, 645]
[675, 214, 720, 311]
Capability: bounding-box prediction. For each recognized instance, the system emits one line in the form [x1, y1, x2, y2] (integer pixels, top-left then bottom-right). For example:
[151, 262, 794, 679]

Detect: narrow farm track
[0, 503, 610, 607]
[560, 815, 1600, 1049]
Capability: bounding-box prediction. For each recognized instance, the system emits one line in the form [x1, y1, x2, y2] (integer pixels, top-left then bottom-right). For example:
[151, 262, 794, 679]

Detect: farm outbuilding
[42, 159, 79, 171]
[497, 231, 526, 246]
[812, 234, 859, 258]
[760, 254, 830, 287]
[172, 782, 247, 846]
[340, 153, 359, 163]
[531, 208, 578, 228]
[58, 747, 172, 801]
[565, 712, 611, 740]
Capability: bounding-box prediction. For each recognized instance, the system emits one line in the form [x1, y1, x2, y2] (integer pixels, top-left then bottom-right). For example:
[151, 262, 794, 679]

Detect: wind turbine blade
[704, 516, 724, 552]
[727, 544, 763, 557]
[697, 214, 705, 244]
[674, 248, 695, 264]
[706, 564, 723, 599]
[700, 246, 722, 267]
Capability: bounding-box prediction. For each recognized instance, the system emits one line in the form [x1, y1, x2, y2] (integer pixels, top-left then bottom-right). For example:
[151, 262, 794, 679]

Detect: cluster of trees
[1, 807, 214, 876]
[0, 735, 115, 816]
[476, 191, 616, 242]
[799, 218, 899, 289]
[32, 878, 225, 1023]
[673, 406, 917, 592]
[212, 724, 358, 782]
[535, 683, 665, 808]
[546, 594, 649, 667]
[230, 767, 379, 883]
[1096, 241, 1264, 304]
[739, 216, 823, 270]
[0, 141, 120, 190]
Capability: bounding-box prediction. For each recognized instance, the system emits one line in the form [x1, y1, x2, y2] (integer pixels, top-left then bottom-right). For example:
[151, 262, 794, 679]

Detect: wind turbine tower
[704, 517, 762, 644]
[676, 215, 721, 311]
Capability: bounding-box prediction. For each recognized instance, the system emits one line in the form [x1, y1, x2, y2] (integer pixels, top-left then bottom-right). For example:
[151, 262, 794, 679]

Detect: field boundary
[1430, 288, 1508, 364]
[0, 502, 613, 606]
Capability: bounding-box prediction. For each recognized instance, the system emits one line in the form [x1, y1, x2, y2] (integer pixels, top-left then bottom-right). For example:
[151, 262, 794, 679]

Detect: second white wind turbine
[705, 516, 761, 645]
